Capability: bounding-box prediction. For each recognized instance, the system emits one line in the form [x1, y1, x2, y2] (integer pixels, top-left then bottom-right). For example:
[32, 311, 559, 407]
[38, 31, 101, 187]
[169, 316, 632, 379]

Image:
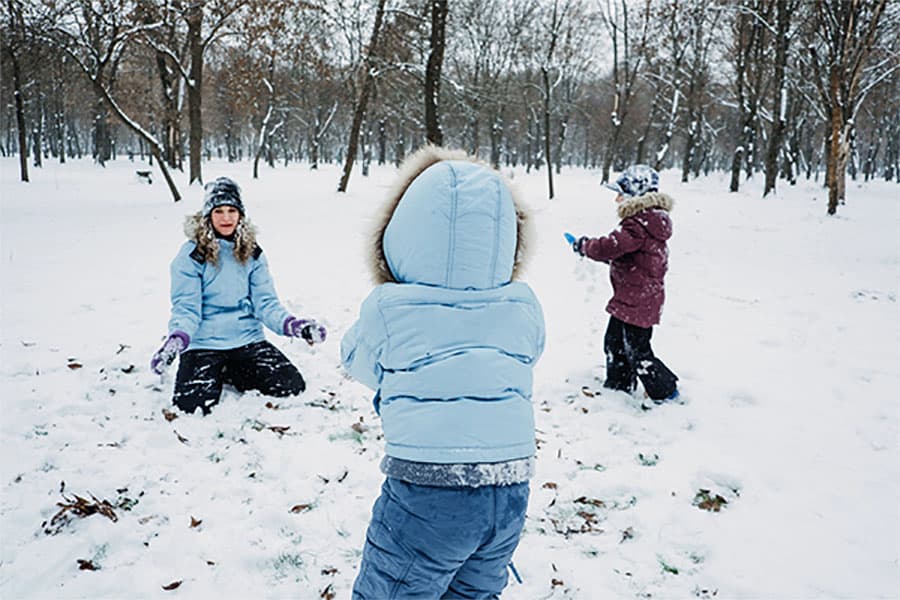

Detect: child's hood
[617, 191, 674, 241]
[370, 145, 532, 289]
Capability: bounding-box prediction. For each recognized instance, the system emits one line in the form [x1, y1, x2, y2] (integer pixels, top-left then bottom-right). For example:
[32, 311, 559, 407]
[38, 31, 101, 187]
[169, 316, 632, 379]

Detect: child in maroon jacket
[569, 164, 679, 403]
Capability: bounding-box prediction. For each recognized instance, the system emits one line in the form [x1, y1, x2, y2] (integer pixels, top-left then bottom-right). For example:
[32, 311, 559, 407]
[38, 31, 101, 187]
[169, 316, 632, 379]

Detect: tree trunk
[555, 115, 567, 175]
[424, 0, 448, 146]
[763, 0, 789, 197]
[93, 98, 111, 166]
[55, 84, 66, 164]
[729, 146, 744, 192]
[377, 118, 386, 165]
[541, 66, 554, 199]
[826, 110, 842, 215]
[186, 3, 203, 184]
[156, 50, 182, 170]
[636, 91, 662, 165]
[489, 112, 503, 169]
[338, 0, 387, 193]
[31, 94, 44, 168]
[681, 109, 699, 183]
[602, 122, 622, 184]
[90, 78, 182, 201]
[654, 86, 679, 171]
[7, 46, 29, 182]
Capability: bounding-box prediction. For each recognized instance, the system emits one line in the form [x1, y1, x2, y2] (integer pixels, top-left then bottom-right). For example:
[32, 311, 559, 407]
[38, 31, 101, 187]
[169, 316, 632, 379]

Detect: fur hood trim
[184, 211, 258, 266]
[368, 145, 533, 285]
[617, 191, 674, 220]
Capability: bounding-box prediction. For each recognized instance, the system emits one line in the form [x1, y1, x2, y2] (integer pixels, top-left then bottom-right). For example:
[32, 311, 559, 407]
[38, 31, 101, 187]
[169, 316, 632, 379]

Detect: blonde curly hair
[183, 212, 258, 267]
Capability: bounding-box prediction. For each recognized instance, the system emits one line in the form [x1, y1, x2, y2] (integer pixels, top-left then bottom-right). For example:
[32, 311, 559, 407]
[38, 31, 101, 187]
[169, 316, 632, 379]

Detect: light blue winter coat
[341, 147, 545, 464]
[168, 233, 290, 351]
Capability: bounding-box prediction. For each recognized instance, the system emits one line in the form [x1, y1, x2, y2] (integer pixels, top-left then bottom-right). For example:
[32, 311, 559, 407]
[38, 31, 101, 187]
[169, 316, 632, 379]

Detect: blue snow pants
[352, 477, 530, 599]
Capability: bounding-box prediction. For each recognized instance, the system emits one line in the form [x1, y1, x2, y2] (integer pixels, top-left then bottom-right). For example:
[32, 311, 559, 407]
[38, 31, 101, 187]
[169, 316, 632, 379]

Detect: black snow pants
[603, 315, 678, 401]
[173, 340, 305, 414]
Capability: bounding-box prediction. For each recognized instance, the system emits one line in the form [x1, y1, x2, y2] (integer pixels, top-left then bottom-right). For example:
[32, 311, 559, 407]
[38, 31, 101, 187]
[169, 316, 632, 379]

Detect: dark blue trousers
[173, 341, 304, 414]
[352, 478, 529, 599]
[604, 315, 678, 400]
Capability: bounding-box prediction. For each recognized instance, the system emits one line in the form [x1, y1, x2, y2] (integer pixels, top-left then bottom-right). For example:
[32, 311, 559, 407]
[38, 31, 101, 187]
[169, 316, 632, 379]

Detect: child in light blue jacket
[341, 147, 545, 598]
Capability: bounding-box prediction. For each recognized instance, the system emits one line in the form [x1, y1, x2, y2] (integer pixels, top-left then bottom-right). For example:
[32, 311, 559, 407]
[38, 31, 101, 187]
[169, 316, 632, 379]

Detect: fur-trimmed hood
[617, 191, 674, 241]
[369, 145, 533, 289]
[184, 211, 258, 266]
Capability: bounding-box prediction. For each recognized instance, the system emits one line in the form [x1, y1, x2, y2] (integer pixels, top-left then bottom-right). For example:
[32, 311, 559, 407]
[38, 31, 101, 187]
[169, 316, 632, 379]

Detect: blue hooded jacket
[168, 219, 290, 351]
[341, 147, 545, 464]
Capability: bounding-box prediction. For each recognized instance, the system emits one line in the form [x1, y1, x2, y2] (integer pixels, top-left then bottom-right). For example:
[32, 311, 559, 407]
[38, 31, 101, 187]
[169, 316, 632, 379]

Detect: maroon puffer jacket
[581, 192, 674, 328]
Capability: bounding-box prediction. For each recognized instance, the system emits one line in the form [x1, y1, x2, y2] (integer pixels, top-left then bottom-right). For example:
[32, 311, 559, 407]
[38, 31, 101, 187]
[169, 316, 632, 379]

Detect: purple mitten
[284, 316, 327, 345]
[150, 331, 189, 375]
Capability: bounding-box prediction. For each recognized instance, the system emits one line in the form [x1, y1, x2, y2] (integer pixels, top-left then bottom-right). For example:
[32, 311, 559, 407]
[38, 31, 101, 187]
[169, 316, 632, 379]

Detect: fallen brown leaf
[190, 516, 202, 528]
[77, 559, 98, 571]
[162, 409, 178, 422]
[162, 581, 182, 591]
[45, 493, 118, 535]
[574, 496, 606, 508]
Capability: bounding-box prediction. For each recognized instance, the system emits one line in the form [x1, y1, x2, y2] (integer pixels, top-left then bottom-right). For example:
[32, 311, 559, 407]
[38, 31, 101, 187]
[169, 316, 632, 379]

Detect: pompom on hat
[202, 176, 244, 217]
[604, 164, 659, 198]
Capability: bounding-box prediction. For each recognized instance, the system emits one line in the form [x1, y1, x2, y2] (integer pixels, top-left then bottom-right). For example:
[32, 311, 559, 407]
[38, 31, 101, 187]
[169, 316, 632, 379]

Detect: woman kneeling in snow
[150, 176, 325, 415]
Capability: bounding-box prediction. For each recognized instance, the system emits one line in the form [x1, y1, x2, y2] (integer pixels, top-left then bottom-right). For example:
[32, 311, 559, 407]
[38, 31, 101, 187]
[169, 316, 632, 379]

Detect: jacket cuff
[283, 316, 296, 336]
[170, 330, 191, 348]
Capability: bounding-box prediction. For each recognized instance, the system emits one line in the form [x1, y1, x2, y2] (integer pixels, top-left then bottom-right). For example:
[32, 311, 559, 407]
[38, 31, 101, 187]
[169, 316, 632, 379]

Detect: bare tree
[338, 0, 387, 193]
[146, 0, 248, 184]
[649, 0, 690, 171]
[600, 0, 651, 183]
[450, 0, 537, 166]
[728, 0, 773, 192]
[528, 0, 580, 199]
[808, 0, 891, 215]
[762, 0, 804, 196]
[4, 0, 29, 181]
[45, 0, 182, 200]
[135, 0, 186, 171]
[679, 0, 721, 183]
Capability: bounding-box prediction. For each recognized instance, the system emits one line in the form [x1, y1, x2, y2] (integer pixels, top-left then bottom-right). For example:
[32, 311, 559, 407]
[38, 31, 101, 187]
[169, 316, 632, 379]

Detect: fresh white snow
[1, 157, 898, 599]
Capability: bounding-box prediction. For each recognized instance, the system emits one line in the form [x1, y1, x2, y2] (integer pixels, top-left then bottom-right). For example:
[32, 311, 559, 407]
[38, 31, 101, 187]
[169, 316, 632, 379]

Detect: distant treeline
[2, 0, 897, 212]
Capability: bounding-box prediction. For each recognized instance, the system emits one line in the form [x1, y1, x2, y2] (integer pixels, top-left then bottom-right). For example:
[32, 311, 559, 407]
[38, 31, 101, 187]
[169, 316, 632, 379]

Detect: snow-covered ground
[1, 157, 897, 599]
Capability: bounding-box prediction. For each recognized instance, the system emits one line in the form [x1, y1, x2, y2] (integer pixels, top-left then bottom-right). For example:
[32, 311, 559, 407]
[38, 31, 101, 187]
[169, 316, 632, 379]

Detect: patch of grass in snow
[637, 453, 659, 466]
[271, 552, 306, 581]
[692, 489, 731, 512]
[657, 555, 679, 575]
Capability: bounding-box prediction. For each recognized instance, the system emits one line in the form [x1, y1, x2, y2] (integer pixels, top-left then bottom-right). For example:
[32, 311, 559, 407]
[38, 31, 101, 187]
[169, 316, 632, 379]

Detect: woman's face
[211, 206, 240, 236]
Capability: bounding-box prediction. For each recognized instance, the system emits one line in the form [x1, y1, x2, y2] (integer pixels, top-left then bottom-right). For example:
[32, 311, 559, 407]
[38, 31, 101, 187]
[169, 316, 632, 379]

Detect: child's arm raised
[580, 220, 645, 263]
